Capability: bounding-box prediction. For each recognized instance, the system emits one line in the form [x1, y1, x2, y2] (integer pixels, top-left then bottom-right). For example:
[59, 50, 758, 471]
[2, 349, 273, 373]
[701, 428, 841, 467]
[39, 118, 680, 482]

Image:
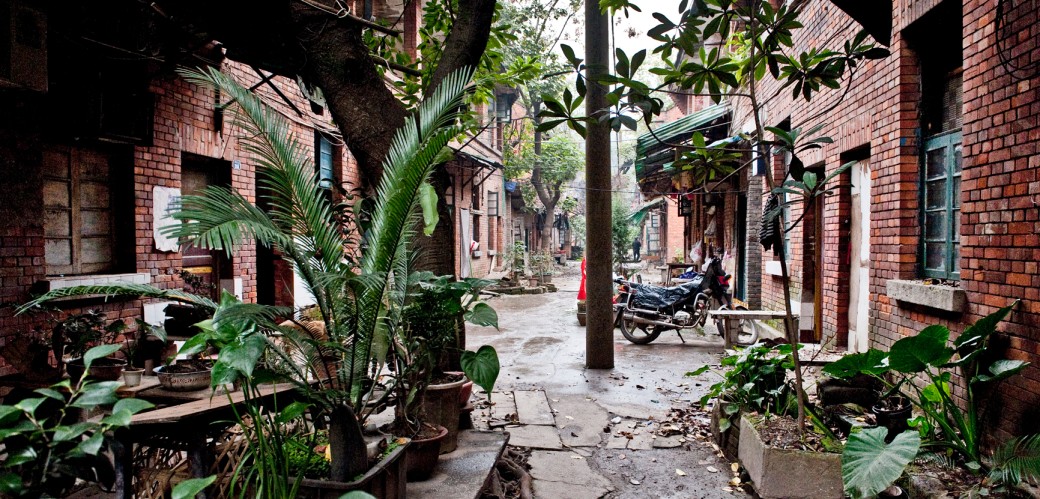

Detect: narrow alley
[467, 263, 750, 499]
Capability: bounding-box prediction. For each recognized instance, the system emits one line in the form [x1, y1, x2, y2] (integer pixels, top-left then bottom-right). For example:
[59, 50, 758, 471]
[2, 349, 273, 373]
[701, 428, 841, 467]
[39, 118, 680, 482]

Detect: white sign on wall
[153, 186, 181, 252]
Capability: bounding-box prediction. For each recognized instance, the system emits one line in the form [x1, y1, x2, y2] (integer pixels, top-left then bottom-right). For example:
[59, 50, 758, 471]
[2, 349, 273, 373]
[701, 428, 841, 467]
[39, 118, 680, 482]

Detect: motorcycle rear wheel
[620, 317, 662, 344]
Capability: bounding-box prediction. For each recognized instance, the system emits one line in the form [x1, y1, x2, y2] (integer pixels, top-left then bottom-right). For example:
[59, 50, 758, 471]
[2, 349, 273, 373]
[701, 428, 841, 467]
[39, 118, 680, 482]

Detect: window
[921, 131, 961, 279]
[487, 190, 499, 216]
[43, 145, 129, 275]
[648, 211, 661, 252]
[315, 133, 335, 190]
[472, 214, 481, 243]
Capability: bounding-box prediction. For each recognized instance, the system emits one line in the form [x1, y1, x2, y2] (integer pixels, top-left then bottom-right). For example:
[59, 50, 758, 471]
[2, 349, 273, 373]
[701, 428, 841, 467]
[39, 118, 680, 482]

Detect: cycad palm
[21, 65, 474, 479]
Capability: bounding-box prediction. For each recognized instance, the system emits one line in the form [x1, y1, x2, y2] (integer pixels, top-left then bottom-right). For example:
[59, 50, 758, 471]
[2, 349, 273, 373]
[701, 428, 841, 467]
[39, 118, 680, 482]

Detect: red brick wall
[449, 159, 507, 278]
[0, 60, 359, 376]
[733, 0, 1040, 442]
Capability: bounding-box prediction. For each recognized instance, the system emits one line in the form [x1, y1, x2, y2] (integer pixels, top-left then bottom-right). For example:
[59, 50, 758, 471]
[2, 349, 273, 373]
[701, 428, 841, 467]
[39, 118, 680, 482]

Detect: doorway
[799, 167, 824, 342]
[848, 159, 871, 352]
[180, 154, 231, 299]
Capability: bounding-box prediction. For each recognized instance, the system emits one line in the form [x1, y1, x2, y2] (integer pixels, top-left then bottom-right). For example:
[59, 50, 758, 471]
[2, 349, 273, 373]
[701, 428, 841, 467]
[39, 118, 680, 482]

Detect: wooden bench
[113, 382, 304, 498]
[708, 309, 793, 348]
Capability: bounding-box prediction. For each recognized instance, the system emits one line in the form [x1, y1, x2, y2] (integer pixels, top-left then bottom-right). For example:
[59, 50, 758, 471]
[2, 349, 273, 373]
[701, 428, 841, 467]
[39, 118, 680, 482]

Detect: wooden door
[180, 156, 229, 298]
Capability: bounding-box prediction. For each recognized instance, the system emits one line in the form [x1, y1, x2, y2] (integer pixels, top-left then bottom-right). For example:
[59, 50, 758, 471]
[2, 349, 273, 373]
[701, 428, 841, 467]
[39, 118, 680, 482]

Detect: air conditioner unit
[0, 1, 47, 92]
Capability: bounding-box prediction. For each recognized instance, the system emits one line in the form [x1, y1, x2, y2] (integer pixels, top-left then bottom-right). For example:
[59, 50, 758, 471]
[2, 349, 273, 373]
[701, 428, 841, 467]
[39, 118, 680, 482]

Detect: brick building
[634, 99, 753, 298]
[729, 0, 1040, 441]
[0, 0, 506, 376]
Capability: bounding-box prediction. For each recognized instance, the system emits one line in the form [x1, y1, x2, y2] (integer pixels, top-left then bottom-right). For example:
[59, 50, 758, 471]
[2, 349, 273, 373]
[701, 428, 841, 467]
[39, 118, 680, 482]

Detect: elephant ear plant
[826, 300, 1040, 498]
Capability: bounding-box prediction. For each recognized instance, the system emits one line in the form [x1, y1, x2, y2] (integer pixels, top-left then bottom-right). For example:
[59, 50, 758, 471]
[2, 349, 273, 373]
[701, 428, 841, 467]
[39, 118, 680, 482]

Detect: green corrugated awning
[629, 197, 666, 226]
[634, 103, 730, 181]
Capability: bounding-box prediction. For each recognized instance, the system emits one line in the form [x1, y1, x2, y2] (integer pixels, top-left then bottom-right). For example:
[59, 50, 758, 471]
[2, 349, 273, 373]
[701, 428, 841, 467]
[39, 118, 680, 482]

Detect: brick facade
[0, 57, 360, 376]
[731, 0, 1040, 442]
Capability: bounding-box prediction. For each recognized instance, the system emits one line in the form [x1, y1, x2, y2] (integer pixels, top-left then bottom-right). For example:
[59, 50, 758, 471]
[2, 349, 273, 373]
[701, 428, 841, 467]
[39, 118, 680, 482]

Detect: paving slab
[528, 450, 614, 499]
[652, 435, 684, 448]
[504, 424, 563, 449]
[605, 434, 629, 449]
[626, 429, 655, 450]
[551, 395, 609, 447]
[409, 430, 509, 499]
[514, 390, 555, 425]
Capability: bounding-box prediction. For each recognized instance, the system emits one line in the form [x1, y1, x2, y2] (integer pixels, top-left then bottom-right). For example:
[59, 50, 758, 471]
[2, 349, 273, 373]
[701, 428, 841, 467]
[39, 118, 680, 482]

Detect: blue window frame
[316, 134, 334, 190]
[920, 130, 961, 280]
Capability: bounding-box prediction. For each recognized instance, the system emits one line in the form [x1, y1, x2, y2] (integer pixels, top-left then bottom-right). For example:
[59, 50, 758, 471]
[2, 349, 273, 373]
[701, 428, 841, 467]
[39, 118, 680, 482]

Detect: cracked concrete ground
[469, 262, 751, 499]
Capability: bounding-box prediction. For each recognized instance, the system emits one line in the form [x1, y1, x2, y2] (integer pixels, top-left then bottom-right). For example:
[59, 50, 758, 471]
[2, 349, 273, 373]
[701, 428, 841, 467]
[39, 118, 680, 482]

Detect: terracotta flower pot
[421, 376, 466, 453]
[65, 357, 126, 382]
[405, 425, 448, 482]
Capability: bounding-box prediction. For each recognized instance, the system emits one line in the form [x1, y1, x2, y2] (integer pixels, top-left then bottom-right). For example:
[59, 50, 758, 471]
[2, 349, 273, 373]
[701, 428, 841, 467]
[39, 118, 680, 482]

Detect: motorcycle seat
[627, 277, 704, 309]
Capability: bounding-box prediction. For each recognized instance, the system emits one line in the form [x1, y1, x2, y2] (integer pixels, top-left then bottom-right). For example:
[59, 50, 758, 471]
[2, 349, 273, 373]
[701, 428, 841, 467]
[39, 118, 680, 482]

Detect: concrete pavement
[468, 262, 751, 499]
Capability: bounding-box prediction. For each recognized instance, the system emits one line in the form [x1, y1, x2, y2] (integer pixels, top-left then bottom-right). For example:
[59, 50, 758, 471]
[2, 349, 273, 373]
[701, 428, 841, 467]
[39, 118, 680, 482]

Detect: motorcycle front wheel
[619, 316, 663, 344]
[715, 305, 760, 346]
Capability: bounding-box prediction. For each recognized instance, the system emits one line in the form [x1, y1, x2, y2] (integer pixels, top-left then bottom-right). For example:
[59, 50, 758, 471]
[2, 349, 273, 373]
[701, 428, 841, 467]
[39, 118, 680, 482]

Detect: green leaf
[75, 431, 105, 456]
[101, 410, 132, 427]
[33, 387, 66, 400]
[461, 345, 500, 396]
[113, 398, 154, 415]
[275, 401, 311, 425]
[464, 302, 499, 329]
[53, 422, 95, 442]
[976, 359, 1029, 384]
[338, 492, 377, 499]
[822, 349, 888, 378]
[172, 475, 217, 499]
[218, 333, 266, 378]
[889, 325, 953, 373]
[686, 365, 711, 376]
[842, 427, 921, 499]
[14, 397, 46, 416]
[419, 182, 439, 236]
[70, 381, 121, 409]
[954, 300, 1018, 356]
[0, 473, 22, 496]
[83, 344, 122, 371]
[4, 447, 36, 467]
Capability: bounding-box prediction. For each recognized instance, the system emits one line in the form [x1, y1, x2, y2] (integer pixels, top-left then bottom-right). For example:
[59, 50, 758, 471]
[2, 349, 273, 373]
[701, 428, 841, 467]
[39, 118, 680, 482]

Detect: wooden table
[113, 382, 304, 498]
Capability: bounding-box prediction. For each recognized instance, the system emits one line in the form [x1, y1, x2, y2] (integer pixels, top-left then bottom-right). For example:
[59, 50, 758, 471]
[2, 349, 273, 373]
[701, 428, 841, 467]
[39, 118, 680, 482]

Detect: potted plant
[0, 304, 63, 382]
[531, 252, 554, 284]
[0, 345, 155, 497]
[18, 66, 478, 496]
[689, 343, 797, 460]
[119, 319, 168, 386]
[826, 301, 1040, 498]
[57, 310, 127, 382]
[390, 273, 500, 474]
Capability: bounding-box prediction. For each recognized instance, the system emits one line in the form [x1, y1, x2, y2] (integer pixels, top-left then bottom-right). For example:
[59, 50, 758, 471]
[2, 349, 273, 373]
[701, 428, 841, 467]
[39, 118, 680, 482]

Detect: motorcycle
[613, 256, 759, 346]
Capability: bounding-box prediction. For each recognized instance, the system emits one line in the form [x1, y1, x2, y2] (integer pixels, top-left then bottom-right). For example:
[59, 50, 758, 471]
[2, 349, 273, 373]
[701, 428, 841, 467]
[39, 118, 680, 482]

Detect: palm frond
[18, 284, 216, 315]
[989, 434, 1040, 486]
[355, 68, 474, 335]
[177, 67, 346, 320]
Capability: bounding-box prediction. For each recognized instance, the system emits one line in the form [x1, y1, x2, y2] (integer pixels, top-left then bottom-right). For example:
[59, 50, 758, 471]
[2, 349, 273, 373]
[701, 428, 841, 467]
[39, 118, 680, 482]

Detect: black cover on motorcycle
[628, 277, 704, 309]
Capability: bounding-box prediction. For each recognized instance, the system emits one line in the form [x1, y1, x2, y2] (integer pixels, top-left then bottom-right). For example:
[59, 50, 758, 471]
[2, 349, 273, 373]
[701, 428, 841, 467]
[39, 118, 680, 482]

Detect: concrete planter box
[738, 416, 843, 499]
[886, 279, 966, 313]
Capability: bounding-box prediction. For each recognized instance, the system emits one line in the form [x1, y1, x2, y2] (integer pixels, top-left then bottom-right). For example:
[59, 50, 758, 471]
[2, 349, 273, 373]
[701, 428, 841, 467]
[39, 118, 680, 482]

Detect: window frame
[919, 130, 961, 280]
[43, 145, 129, 276]
[315, 133, 335, 190]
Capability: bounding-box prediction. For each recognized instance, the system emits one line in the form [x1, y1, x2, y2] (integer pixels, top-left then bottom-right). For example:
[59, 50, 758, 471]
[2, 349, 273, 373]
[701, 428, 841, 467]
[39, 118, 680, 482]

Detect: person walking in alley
[632, 237, 641, 261]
